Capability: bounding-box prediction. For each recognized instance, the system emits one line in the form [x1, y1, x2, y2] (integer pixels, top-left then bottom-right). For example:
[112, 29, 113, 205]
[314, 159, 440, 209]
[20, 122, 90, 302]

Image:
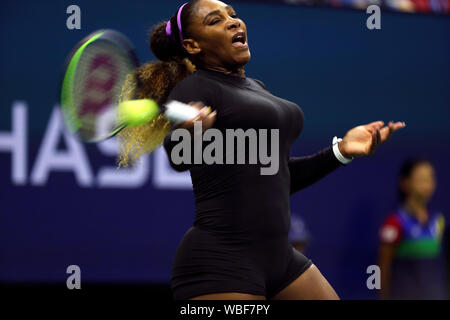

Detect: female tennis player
[118, 0, 405, 300]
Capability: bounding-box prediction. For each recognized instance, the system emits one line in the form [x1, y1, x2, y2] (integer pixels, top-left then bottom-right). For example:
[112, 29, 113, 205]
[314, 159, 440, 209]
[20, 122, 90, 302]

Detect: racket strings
[73, 40, 135, 141]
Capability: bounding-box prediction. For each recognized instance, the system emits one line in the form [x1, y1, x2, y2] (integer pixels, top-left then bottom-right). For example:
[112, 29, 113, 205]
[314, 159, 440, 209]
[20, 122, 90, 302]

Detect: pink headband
[165, 2, 188, 44]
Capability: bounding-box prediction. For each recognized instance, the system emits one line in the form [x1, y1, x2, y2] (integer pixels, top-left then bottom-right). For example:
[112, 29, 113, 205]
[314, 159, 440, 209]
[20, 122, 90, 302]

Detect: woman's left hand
[338, 121, 406, 158]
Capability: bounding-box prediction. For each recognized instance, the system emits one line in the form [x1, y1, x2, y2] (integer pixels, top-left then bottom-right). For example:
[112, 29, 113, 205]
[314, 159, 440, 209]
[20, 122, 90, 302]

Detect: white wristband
[164, 100, 200, 124]
[332, 136, 353, 165]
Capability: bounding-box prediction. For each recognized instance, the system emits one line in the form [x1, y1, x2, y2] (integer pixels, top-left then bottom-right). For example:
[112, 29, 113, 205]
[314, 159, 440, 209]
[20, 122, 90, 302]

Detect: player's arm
[288, 146, 342, 194]
[378, 214, 402, 300]
[289, 120, 405, 194]
[378, 243, 396, 300]
[163, 103, 215, 172]
[162, 77, 217, 172]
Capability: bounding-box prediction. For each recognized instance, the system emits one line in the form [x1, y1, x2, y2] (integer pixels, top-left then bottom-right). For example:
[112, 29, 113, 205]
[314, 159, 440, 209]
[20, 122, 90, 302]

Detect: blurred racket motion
[60, 29, 200, 143]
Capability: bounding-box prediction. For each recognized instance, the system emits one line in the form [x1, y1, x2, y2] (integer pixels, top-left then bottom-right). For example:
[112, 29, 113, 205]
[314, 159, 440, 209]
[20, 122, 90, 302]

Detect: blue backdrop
[1, 0, 449, 299]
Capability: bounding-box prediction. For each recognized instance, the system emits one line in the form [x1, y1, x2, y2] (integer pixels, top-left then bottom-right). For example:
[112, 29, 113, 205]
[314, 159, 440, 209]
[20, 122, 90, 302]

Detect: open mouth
[231, 31, 248, 49]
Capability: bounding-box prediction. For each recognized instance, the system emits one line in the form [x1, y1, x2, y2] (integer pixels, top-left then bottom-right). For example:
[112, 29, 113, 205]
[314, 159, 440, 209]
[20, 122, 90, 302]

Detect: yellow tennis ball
[118, 99, 159, 127]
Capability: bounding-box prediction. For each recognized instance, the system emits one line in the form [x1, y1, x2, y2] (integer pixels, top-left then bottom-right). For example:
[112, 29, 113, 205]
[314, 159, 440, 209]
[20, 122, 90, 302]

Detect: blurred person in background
[289, 213, 311, 254]
[378, 157, 446, 299]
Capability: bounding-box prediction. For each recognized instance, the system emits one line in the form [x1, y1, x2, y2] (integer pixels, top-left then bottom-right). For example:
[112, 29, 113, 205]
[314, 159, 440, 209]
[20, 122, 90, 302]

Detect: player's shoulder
[168, 71, 221, 106]
[249, 78, 268, 91]
[178, 69, 221, 87]
[436, 210, 445, 221]
[435, 211, 446, 233]
[170, 71, 220, 96]
[382, 211, 402, 226]
[379, 211, 403, 244]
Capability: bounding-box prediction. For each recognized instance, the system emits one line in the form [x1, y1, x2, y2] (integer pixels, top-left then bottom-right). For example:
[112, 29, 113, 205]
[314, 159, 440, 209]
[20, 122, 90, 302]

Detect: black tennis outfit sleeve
[163, 74, 219, 172]
[288, 146, 343, 194]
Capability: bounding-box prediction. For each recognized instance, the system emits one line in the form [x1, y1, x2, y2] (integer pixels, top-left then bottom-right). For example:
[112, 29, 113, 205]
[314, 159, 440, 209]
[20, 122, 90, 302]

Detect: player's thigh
[190, 292, 266, 300]
[271, 264, 339, 300]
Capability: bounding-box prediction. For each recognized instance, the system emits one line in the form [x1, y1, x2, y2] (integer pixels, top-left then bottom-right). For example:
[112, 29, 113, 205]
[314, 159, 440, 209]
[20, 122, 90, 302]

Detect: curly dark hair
[117, 0, 201, 167]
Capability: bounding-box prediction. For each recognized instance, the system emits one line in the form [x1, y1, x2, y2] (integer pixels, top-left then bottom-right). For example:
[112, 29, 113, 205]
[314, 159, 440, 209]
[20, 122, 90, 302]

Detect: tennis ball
[118, 99, 159, 127]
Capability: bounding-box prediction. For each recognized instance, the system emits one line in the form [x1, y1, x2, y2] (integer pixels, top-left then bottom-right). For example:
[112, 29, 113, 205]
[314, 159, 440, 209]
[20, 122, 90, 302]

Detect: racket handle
[164, 100, 200, 124]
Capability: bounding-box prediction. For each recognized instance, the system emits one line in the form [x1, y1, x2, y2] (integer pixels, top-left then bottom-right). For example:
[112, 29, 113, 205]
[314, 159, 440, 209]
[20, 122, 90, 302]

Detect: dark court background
[0, 0, 449, 299]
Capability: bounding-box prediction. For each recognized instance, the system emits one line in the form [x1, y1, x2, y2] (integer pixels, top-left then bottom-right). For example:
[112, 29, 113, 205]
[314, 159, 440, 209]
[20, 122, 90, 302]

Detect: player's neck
[199, 64, 245, 78]
[404, 197, 429, 224]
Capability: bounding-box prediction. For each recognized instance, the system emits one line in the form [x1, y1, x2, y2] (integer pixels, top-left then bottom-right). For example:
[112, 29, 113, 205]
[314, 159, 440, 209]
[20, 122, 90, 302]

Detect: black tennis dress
[163, 67, 344, 299]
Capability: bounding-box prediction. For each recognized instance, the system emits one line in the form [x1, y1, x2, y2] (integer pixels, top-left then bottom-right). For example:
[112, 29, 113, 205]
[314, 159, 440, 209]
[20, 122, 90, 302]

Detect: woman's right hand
[174, 101, 217, 132]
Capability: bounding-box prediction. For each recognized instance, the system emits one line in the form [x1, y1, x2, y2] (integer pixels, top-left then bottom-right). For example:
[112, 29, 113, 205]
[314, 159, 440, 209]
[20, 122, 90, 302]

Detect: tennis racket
[60, 29, 199, 143]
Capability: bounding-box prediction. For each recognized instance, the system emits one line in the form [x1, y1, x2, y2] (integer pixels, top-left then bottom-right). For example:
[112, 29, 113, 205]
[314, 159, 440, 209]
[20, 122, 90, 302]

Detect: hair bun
[150, 21, 184, 62]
